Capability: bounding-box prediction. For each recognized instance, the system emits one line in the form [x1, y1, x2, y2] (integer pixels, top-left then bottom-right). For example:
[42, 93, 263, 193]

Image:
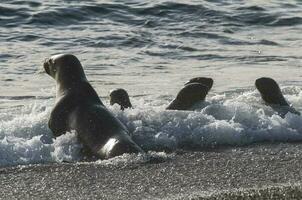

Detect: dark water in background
[1, 0, 302, 166]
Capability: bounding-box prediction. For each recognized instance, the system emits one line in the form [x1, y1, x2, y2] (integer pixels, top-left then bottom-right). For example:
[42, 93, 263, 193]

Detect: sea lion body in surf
[255, 77, 300, 116]
[167, 77, 213, 110]
[44, 54, 144, 159]
[166, 83, 210, 110]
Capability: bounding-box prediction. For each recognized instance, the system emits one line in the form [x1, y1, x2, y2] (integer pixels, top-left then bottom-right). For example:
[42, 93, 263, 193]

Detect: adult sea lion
[44, 54, 144, 159]
[255, 77, 300, 116]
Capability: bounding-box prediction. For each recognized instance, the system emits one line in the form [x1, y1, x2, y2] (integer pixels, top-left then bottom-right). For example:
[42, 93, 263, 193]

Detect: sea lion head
[109, 88, 132, 110]
[185, 77, 214, 91]
[44, 54, 87, 84]
[166, 83, 209, 110]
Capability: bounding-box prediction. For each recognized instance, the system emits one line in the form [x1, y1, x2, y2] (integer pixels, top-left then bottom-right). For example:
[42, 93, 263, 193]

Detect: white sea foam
[1, 87, 302, 167]
[0, 101, 82, 166]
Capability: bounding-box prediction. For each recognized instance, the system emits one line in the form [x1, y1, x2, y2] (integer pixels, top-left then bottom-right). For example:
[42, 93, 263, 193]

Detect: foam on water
[0, 101, 82, 166]
[1, 87, 302, 167]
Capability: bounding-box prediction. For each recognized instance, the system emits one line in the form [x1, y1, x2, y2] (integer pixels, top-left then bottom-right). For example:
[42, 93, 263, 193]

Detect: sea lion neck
[54, 65, 88, 89]
[56, 77, 88, 96]
[55, 71, 87, 84]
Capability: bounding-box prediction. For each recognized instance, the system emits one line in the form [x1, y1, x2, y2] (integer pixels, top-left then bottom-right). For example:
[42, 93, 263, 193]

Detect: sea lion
[255, 77, 300, 116]
[109, 88, 132, 110]
[166, 83, 210, 110]
[44, 54, 144, 159]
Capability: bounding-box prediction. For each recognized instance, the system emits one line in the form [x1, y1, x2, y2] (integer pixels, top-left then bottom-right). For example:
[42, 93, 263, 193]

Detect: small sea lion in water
[166, 83, 210, 110]
[109, 88, 132, 110]
[44, 54, 144, 159]
[109, 77, 213, 111]
[255, 77, 300, 116]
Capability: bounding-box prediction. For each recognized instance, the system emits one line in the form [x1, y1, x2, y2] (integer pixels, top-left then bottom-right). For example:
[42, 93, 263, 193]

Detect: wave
[1, 88, 302, 167]
[1, 1, 301, 28]
[270, 17, 302, 26]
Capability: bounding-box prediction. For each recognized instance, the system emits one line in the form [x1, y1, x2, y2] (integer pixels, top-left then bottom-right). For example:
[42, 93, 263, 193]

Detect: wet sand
[1, 143, 302, 199]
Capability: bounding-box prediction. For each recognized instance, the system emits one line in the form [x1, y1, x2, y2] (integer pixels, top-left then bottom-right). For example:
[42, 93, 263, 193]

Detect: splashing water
[1, 87, 302, 167]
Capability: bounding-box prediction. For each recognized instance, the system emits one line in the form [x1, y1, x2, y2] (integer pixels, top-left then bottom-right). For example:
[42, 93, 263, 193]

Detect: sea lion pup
[44, 54, 144, 159]
[109, 88, 132, 110]
[255, 77, 300, 116]
[166, 83, 210, 110]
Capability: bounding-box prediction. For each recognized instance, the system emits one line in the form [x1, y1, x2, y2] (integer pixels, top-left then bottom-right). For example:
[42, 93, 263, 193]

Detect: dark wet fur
[255, 77, 300, 117]
[45, 54, 144, 159]
[109, 88, 132, 110]
[255, 77, 288, 106]
[166, 83, 210, 110]
[185, 77, 214, 91]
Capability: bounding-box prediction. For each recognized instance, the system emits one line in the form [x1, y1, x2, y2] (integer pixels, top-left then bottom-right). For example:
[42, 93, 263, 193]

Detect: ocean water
[1, 0, 302, 167]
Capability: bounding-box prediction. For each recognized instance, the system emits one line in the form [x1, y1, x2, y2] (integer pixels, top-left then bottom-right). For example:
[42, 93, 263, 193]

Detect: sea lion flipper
[98, 133, 143, 159]
[48, 95, 75, 137]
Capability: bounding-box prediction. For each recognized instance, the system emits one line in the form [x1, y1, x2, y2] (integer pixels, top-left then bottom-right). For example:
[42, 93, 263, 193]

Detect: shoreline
[1, 143, 302, 199]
